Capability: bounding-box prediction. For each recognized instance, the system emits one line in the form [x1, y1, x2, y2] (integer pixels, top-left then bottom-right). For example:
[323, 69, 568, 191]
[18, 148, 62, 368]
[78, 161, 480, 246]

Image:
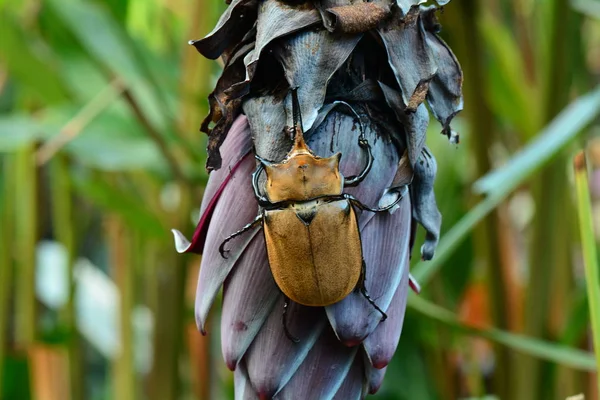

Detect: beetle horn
[291, 87, 303, 133]
[289, 87, 311, 155]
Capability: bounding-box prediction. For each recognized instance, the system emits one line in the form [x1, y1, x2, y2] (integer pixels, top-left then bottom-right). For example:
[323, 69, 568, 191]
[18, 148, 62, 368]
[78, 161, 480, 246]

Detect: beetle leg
[252, 162, 271, 206]
[344, 186, 408, 213]
[344, 124, 374, 188]
[358, 260, 388, 322]
[218, 215, 263, 259]
[282, 296, 300, 343]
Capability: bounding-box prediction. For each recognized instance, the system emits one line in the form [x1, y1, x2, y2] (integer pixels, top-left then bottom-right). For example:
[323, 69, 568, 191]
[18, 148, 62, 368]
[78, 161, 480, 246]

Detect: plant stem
[50, 156, 82, 400]
[573, 152, 600, 394]
[14, 145, 38, 348]
[0, 156, 16, 396]
[519, 0, 573, 397]
[448, 1, 510, 394]
[108, 215, 136, 400]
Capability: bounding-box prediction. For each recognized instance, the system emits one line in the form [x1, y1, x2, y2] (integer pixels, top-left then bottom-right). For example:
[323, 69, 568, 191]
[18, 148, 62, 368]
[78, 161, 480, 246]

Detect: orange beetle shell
[260, 127, 363, 307]
[263, 199, 362, 307]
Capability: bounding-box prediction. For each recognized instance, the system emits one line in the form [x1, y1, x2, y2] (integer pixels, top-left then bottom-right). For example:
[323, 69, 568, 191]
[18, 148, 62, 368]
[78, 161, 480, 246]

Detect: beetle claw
[218, 243, 230, 259]
[282, 297, 300, 343]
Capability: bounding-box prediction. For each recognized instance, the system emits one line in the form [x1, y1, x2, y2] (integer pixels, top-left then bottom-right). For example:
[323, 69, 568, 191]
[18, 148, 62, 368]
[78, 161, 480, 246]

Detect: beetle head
[258, 88, 344, 203]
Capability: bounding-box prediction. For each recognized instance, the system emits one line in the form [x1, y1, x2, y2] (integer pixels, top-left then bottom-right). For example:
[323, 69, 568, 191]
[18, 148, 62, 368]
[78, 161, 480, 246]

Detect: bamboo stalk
[449, 1, 510, 396]
[573, 152, 600, 395]
[108, 215, 136, 400]
[14, 145, 38, 348]
[179, 0, 214, 398]
[147, 249, 187, 400]
[519, 0, 574, 397]
[50, 156, 81, 400]
[0, 156, 16, 396]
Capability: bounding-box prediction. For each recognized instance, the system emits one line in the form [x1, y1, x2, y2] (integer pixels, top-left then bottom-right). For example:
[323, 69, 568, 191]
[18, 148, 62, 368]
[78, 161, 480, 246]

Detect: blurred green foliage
[0, 0, 599, 399]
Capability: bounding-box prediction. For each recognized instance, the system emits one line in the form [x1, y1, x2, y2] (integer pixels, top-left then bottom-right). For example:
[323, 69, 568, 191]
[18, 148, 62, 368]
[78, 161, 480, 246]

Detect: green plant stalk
[519, 0, 573, 397]
[448, 2, 509, 394]
[109, 215, 136, 400]
[408, 296, 597, 371]
[179, 1, 215, 397]
[0, 156, 16, 396]
[14, 145, 38, 347]
[573, 152, 600, 394]
[148, 250, 187, 400]
[148, 184, 191, 400]
[50, 157, 82, 400]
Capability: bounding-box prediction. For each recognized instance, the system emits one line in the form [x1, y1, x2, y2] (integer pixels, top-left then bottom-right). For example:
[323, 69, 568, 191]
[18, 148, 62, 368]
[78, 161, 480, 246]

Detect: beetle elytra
[220, 88, 406, 341]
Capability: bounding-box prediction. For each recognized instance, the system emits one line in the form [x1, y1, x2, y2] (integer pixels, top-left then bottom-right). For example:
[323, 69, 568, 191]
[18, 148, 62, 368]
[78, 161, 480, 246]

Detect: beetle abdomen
[263, 200, 362, 307]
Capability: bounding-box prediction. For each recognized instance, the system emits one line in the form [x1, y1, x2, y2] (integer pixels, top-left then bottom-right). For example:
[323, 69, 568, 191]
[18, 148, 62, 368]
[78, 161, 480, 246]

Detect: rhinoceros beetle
[220, 88, 406, 342]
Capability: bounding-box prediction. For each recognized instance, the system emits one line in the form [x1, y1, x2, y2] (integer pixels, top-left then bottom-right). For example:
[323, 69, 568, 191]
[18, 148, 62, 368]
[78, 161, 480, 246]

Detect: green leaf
[61, 111, 168, 172]
[474, 86, 600, 196]
[0, 110, 168, 172]
[72, 173, 167, 239]
[412, 87, 600, 285]
[0, 115, 43, 152]
[0, 12, 69, 104]
[573, 152, 600, 391]
[409, 296, 598, 371]
[46, 0, 168, 131]
[479, 11, 540, 138]
[571, 0, 600, 18]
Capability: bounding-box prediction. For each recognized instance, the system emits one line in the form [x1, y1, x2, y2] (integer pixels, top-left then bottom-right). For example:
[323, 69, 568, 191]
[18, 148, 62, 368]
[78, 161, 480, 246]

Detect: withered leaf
[190, 0, 258, 60]
[423, 9, 463, 137]
[378, 82, 429, 166]
[275, 29, 362, 131]
[228, 0, 322, 99]
[243, 93, 292, 163]
[410, 146, 441, 260]
[204, 42, 255, 170]
[377, 6, 436, 111]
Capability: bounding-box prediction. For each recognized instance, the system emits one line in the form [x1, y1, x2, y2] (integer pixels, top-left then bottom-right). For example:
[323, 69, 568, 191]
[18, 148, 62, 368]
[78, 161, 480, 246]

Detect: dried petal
[326, 195, 411, 345]
[245, 300, 327, 398]
[379, 82, 430, 166]
[204, 45, 254, 170]
[423, 9, 463, 138]
[378, 7, 436, 111]
[362, 265, 409, 368]
[411, 146, 442, 260]
[229, 0, 321, 98]
[195, 155, 261, 332]
[274, 326, 358, 399]
[243, 94, 291, 163]
[190, 0, 258, 60]
[275, 29, 362, 131]
[221, 233, 280, 370]
[396, 0, 427, 16]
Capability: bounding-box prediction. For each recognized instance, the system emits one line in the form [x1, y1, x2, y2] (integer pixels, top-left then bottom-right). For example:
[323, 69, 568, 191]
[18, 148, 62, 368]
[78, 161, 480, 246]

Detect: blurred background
[1, 0, 600, 399]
